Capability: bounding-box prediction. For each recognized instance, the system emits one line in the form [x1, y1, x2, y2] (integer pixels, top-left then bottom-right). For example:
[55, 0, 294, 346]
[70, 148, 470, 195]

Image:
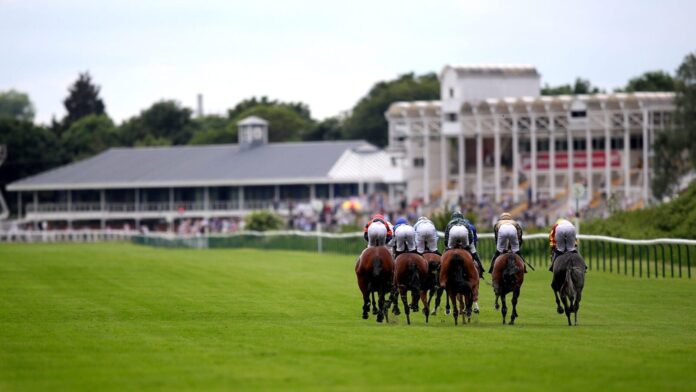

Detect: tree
[228, 97, 312, 123]
[302, 116, 344, 141]
[62, 72, 106, 131]
[343, 73, 440, 147]
[0, 89, 35, 121]
[0, 118, 64, 215]
[119, 100, 194, 146]
[244, 210, 284, 231]
[623, 71, 675, 92]
[541, 78, 601, 95]
[188, 114, 237, 145]
[227, 97, 314, 142]
[652, 52, 696, 198]
[61, 115, 119, 161]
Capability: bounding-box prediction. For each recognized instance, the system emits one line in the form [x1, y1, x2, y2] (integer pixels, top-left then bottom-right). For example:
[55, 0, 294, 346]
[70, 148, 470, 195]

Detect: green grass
[1, 243, 695, 391]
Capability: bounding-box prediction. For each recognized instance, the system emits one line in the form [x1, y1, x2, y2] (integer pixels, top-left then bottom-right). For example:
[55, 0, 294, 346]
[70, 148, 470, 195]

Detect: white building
[386, 65, 674, 210]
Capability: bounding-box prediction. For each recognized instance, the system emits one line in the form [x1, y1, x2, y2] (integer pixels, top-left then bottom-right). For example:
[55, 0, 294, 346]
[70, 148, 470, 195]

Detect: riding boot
[488, 250, 501, 273]
[473, 253, 484, 278]
[515, 251, 528, 273]
[549, 250, 560, 271]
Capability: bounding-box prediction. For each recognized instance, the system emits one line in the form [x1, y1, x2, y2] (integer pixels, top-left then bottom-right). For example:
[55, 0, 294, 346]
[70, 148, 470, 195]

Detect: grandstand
[7, 116, 404, 230]
[386, 65, 675, 215]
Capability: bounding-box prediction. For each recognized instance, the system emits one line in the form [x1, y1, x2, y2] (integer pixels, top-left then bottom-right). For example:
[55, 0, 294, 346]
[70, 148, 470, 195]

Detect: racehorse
[551, 251, 586, 326]
[355, 246, 394, 323]
[422, 252, 447, 316]
[439, 247, 479, 325]
[393, 252, 430, 324]
[491, 251, 525, 325]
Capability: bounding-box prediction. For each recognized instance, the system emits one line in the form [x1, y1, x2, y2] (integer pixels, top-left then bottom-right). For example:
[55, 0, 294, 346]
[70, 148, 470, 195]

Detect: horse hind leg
[420, 290, 430, 323]
[495, 294, 500, 310]
[457, 294, 466, 324]
[509, 288, 520, 325]
[410, 290, 419, 312]
[449, 292, 459, 325]
[391, 288, 401, 316]
[400, 287, 411, 325]
[560, 295, 572, 326]
[432, 287, 444, 316]
[371, 291, 378, 315]
[361, 291, 370, 320]
[464, 293, 473, 323]
[574, 292, 582, 326]
[376, 290, 387, 323]
[445, 294, 451, 316]
[501, 294, 508, 325]
[553, 290, 563, 314]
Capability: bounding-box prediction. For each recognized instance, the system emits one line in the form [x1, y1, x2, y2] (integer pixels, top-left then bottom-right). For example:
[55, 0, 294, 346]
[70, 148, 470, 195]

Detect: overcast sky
[2, 0, 695, 124]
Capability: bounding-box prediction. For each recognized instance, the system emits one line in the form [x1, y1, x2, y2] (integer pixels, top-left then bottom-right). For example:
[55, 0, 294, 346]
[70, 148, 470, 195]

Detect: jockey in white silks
[549, 218, 586, 271]
[392, 217, 416, 255]
[363, 214, 393, 247]
[413, 216, 439, 255]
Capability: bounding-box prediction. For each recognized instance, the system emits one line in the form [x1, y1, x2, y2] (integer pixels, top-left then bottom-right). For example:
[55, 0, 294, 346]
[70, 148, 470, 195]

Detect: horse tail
[449, 252, 467, 288]
[408, 260, 420, 290]
[372, 257, 382, 278]
[561, 265, 576, 300]
[503, 252, 520, 286]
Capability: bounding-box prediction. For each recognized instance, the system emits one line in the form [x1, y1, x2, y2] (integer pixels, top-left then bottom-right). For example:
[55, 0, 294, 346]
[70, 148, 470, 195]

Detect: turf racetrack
[1, 243, 695, 391]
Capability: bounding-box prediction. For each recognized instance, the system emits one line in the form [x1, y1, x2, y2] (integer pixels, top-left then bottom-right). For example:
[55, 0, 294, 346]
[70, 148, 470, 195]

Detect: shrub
[244, 210, 285, 231]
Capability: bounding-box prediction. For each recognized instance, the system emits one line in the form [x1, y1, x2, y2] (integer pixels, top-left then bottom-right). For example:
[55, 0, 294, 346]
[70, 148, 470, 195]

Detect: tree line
[0, 53, 694, 205]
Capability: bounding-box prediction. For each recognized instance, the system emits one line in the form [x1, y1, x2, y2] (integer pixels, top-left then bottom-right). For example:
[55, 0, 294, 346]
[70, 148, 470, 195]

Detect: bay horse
[439, 247, 479, 325]
[393, 252, 430, 324]
[422, 252, 447, 316]
[551, 251, 586, 326]
[355, 246, 394, 323]
[491, 251, 525, 325]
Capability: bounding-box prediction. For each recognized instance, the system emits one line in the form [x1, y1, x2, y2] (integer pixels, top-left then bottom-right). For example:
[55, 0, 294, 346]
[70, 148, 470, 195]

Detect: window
[555, 139, 568, 151]
[573, 138, 587, 151]
[611, 137, 624, 149]
[571, 110, 587, 118]
[592, 138, 605, 150]
[630, 135, 644, 150]
[446, 112, 458, 122]
[519, 140, 531, 152]
[413, 158, 425, 168]
[537, 140, 550, 152]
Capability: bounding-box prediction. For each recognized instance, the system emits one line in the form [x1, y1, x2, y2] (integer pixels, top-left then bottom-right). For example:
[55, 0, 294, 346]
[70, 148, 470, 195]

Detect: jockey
[413, 216, 440, 255]
[392, 217, 416, 256]
[363, 213, 393, 247]
[489, 212, 526, 273]
[444, 211, 484, 278]
[549, 218, 585, 271]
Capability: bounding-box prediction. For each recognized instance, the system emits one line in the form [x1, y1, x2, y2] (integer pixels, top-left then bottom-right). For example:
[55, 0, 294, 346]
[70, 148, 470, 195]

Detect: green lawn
[1, 243, 695, 391]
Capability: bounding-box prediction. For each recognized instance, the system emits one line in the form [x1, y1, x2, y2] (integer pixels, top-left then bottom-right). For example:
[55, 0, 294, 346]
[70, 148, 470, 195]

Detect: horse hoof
[376, 315, 384, 323]
[430, 310, 437, 316]
[557, 307, 564, 314]
[473, 308, 480, 314]
[495, 304, 499, 310]
[392, 309, 401, 316]
[446, 309, 451, 316]
[372, 308, 378, 315]
[362, 313, 368, 320]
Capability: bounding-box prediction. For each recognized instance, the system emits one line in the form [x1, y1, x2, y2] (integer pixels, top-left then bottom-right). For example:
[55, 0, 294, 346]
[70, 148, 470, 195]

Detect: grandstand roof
[8, 140, 403, 191]
[441, 64, 540, 78]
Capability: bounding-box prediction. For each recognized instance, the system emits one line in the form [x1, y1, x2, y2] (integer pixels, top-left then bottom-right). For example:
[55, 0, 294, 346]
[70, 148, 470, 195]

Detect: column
[17, 192, 22, 219]
[475, 114, 483, 203]
[585, 114, 593, 199]
[549, 110, 556, 198]
[567, 108, 574, 191]
[512, 113, 520, 203]
[274, 184, 280, 203]
[440, 134, 447, 202]
[387, 183, 394, 206]
[603, 106, 611, 196]
[310, 184, 316, 201]
[169, 188, 174, 211]
[239, 186, 245, 210]
[203, 187, 209, 211]
[100, 189, 105, 230]
[328, 183, 334, 203]
[33, 191, 38, 213]
[458, 134, 465, 198]
[642, 107, 649, 201]
[530, 111, 538, 204]
[493, 113, 501, 203]
[67, 190, 72, 230]
[623, 107, 630, 199]
[135, 188, 141, 228]
[423, 117, 430, 204]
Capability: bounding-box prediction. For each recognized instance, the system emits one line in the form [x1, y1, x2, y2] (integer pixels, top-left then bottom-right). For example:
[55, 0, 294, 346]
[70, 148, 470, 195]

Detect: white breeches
[447, 225, 473, 251]
[496, 223, 520, 253]
[394, 225, 416, 252]
[415, 222, 438, 253]
[367, 222, 387, 247]
[555, 222, 577, 252]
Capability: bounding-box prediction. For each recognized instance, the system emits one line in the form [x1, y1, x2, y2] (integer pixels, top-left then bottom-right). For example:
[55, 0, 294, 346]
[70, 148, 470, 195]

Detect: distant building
[386, 65, 674, 208]
[7, 116, 404, 228]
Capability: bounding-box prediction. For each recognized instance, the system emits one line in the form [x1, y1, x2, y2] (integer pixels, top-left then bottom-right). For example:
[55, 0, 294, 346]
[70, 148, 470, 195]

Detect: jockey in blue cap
[392, 217, 416, 256]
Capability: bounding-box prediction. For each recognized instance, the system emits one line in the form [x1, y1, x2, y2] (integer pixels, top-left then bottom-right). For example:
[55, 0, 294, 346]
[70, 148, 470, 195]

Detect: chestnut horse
[439, 248, 479, 325]
[551, 251, 586, 326]
[393, 252, 430, 324]
[422, 252, 447, 316]
[491, 251, 525, 325]
[355, 246, 394, 323]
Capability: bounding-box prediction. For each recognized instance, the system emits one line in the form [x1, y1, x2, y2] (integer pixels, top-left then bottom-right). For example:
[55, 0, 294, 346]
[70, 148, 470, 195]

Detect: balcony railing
[24, 200, 310, 215]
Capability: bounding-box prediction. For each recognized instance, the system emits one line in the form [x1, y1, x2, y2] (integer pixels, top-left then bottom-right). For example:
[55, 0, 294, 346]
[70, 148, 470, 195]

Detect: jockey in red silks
[363, 214, 394, 247]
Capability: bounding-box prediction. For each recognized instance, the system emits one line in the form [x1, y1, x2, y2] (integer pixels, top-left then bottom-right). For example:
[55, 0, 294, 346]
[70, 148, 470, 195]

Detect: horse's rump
[440, 249, 477, 293]
[394, 253, 428, 291]
[492, 252, 524, 295]
[357, 246, 395, 289]
[551, 252, 585, 293]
